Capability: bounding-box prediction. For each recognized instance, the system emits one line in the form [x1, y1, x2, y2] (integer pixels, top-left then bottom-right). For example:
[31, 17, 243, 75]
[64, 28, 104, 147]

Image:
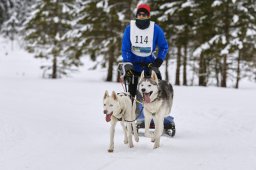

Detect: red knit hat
[137, 4, 150, 17]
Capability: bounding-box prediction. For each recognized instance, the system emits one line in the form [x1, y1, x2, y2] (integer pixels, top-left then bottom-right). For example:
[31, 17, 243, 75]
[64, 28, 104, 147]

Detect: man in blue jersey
[121, 3, 169, 97]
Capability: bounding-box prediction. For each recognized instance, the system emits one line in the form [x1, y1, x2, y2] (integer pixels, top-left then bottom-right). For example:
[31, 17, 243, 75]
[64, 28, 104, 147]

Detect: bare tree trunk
[52, 0, 59, 79]
[52, 54, 57, 79]
[175, 46, 181, 85]
[221, 1, 230, 88]
[221, 55, 227, 87]
[115, 43, 121, 82]
[106, 45, 114, 81]
[165, 54, 169, 81]
[190, 58, 196, 86]
[235, 51, 241, 89]
[215, 57, 219, 87]
[199, 53, 207, 86]
[165, 38, 172, 81]
[183, 44, 187, 85]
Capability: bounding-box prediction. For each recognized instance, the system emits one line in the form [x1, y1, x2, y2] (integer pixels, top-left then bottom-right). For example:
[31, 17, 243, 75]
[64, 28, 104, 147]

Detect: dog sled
[117, 62, 176, 137]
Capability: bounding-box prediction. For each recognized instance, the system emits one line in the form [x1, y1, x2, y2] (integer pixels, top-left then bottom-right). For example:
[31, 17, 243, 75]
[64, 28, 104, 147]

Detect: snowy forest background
[0, 0, 256, 88]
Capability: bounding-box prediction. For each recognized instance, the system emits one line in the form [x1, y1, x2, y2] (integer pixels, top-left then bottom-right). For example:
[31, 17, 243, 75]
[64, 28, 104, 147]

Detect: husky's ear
[139, 71, 145, 82]
[111, 91, 118, 100]
[151, 70, 159, 84]
[104, 90, 109, 99]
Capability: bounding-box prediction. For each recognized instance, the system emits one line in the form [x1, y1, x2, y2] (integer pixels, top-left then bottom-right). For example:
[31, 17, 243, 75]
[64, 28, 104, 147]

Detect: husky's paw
[129, 143, 134, 148]
[153, 143, 160, 149]
[135, 136, 139, 142]
[124, 139, 128, 144]
[151, 138, 155, 142]
[153, 139, 160, 149]
[108, 149, 114, 152]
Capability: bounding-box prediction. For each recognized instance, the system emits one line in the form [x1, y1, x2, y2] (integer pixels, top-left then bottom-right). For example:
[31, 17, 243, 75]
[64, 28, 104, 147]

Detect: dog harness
[116, 109, 123, 121]
[112, 109, 136, 122]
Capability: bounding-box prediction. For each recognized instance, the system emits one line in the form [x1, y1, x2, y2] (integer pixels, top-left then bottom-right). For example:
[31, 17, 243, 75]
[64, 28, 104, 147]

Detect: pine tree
[23, 0, 77, 79]
[149, 0, 171, 81]
[1, 0, 37, 39]
[0, 0, 13, 29]
[153, 0, 195, 85]
[1, 14, 18, 42]
[232, 0, 256, 88]
[72, 0, 133, 81]
[193, 0, 217, 86]
[197, 0, 256, 88]
[149, 0, 256, 87]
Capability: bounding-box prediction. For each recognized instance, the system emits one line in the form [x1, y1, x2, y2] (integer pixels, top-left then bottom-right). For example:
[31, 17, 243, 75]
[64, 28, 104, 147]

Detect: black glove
[153, 58, 163, 67]
[147, 58, 163, 70]
[147, 63, 160, 75]
[124, 64, 134, 77]
[126, 69, 133, 77]
[147, 62, 162, 80]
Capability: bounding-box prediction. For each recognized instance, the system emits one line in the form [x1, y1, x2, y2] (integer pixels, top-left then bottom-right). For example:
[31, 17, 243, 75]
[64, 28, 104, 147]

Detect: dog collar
[112, 109, 123, 121]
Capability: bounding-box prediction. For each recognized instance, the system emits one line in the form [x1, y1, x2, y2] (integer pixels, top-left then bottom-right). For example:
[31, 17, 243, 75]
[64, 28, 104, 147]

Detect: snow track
[1, 39, 256, 170]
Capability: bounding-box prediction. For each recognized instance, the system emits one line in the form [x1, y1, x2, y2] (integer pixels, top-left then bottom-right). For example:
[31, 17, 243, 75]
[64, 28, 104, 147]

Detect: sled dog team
[103, 71, 174, 152]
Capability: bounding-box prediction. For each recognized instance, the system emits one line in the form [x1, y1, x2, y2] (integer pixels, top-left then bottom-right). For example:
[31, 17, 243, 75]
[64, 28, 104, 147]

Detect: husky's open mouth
[143, 91, 153, 103]
[105, 112, 113, 122]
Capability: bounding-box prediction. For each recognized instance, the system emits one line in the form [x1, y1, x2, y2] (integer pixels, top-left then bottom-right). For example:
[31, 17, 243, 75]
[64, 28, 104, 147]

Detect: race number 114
[135, 36, 148, 44]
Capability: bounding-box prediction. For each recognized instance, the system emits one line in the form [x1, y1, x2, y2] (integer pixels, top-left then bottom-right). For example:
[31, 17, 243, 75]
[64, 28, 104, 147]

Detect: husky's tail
[168, 83, 174, 114]
[169, 83, 174, 99]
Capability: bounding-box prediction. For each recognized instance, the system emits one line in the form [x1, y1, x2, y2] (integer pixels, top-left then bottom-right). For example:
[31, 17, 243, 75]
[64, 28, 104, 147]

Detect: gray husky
[138, 70, 174, 149]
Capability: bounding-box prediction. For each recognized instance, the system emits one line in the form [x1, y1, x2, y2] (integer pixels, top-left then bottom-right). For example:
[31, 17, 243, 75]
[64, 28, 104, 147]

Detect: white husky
[103, 91, 139, 152]
[138, 71, 174, 149]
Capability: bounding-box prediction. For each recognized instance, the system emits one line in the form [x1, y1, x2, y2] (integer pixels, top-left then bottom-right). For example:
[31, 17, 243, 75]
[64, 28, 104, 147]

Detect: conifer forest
[1, 0, 256, 88]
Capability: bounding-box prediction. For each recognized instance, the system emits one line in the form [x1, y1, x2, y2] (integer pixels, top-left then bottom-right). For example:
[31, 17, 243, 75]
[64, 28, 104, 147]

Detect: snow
[165, 7, 178, 16]
[53, 17, 60, 23]
[192, 42, 210, 57]
[117, 12, 125, 21]
[158, 15, 168, 22]
[160, 2, 180, 16]
[181, 0, 195, 8]
[247, 29, 256, 36]
[221, 35, 227, 44]
[212, 1, 222, 7]
[220, 44, 231, 55]
[62, 4, 71, 13]
[1, 37, 256, 170]
[192, 35, 223, 57]
[233, 15, 239, 24]
[237, 4, 248, 13]
[231, 38, 243, 49]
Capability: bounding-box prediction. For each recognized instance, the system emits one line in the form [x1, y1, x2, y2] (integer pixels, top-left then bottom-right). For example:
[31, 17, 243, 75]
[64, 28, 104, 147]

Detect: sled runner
[117, 62, 176, 137]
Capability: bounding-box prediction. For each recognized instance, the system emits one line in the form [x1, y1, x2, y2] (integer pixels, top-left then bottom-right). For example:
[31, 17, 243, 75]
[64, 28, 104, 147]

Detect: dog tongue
[143, 93, 151, 103]
[105, 113, 112, 122]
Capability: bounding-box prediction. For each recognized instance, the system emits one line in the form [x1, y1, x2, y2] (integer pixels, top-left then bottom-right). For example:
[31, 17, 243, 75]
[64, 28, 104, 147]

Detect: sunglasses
[137, 13, 148, 17]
